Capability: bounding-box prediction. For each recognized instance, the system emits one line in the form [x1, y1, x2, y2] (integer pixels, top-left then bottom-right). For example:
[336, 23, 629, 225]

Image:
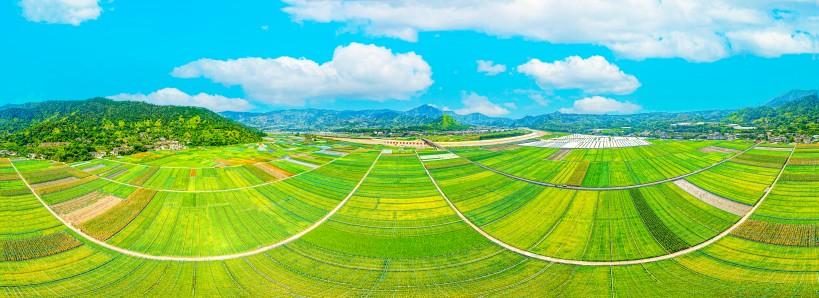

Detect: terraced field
[2, 137, 818, 297]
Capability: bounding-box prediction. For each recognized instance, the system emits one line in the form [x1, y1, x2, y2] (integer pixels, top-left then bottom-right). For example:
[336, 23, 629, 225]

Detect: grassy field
[2, 138, 818, 296]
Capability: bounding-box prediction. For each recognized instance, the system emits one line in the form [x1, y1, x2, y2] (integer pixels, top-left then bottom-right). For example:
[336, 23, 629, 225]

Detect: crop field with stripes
[1, 137, 818, 297]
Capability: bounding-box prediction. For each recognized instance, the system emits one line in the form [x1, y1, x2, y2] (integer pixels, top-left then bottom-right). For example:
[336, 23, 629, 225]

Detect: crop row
[686, 149, 784, 205]
[91, 150, 380, 257]
[629, 188, 690, 253]
[753, 146, 819, 221]
[78, 188, 158, 240]
[425, 154, 737, 261]
[1, 231, 81, 261]
[453, 140, 743, 187]
[732, 219, 818, 246]
[3, 229, 816, 296]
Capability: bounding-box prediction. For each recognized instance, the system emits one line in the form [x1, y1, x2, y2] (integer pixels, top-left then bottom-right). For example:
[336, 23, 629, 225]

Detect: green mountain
[221, 104, 513, 131]
[764, 89, 818, 107]
[418, 114, 470, 131]
[0, 98, 264, 162]
[728, 93, 819, 135]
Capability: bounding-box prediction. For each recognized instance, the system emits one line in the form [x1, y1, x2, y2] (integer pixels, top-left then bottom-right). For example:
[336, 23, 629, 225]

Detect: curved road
[10, 153, 381, 262]
[418, 149, 793, 266]
[428, 140, 759, 191]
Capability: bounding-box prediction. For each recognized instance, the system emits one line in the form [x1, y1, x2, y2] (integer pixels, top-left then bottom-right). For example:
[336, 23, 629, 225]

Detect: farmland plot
[451, 139, 753, 187]
[426, 156, 739, 261]
[2, 140, 819, 297]
[99, 150, 379, 257]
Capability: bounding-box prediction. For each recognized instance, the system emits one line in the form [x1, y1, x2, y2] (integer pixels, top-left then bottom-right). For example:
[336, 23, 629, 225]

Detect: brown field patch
[547, 149, 572, 161]
[698, 146, 740, 154]
[105, 168, 127, 179]
[82, 164, 106, 172]
[64, 195, 123, 225]
[487, 145, 518, 152]
[52, 191, 107, 214]
[254, 163, 293, 180]
[32, 177, 77, 189]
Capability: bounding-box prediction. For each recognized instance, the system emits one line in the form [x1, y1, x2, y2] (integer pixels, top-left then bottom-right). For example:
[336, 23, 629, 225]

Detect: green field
[452, 140, 754, 187]
[2, 137, 818, 296]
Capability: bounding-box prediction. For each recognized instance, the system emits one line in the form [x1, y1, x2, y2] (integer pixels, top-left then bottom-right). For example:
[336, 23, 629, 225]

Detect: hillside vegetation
[414, 114, 470, 131]
[0, 98, 263, 162]
[728, 94, 819, 135]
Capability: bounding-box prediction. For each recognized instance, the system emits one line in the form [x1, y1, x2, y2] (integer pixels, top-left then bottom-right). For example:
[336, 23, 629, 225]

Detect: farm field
[451, 140, 754, 187]
[1, 137, 818, 297]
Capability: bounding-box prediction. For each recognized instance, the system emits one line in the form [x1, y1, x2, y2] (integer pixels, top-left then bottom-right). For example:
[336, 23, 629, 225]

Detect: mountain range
[221, 89, 818, 133]
[220, 104, 513, 131]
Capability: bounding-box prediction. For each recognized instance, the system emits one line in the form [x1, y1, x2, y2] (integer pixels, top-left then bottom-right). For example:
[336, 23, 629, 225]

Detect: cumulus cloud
[109, 88, 254, 112]
[512, 89, 551, 106]
[172, 43, 433, 106]
[517, 56, 640, 95]
[726, 29, 815, 57]
[476, 60, 506, 75]
[19, 0, 101, 25]
[282, 0, 818, 62]
[454, 92, 510, 117]
[559, 96, 642, 114]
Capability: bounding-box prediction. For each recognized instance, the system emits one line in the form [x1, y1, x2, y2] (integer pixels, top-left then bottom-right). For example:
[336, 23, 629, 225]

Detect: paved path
[429, 140, 758, 191]
[673, 179, 751, 216]
[434, 129, 548, 147]
[10, 153, 382, 262]
[418, 148, 793, 266]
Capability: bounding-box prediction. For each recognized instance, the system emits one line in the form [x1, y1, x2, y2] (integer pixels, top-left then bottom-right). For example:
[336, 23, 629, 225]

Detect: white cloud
[517, 56, 640, 95]
[20, 0, 101, 25]
[476, 60, 506, 75]
[109, 88, 254, 112]
[172, 43, 433, 106]
[559, 96, 642, 114]
[454, 92, 510, 117]
[726, 29, 815, 57]
[503, 102, 517, 109]
[512, 89, 551, 106]
[283, 0, 818, 62]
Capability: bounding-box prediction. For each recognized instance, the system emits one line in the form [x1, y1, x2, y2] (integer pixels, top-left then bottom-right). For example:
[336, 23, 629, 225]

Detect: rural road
[426, 139, 759, 191]
[418, 148, 793, 266]
[10, 153, 382, 262]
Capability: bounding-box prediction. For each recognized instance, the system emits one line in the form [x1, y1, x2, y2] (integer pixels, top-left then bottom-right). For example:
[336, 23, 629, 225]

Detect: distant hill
[764, 89, 818, 107]
[729, 93, 819, 135]
[416, 114, 470, 131]
[223, 103, 733, 134]
[221, 104, 513, 131]
[0, 98, 264, 162]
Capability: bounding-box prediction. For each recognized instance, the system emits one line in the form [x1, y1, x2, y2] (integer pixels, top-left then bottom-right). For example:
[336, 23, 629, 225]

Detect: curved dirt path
[10, 153, 381, 262]
[419, 148, 793, 266]
[431, 140, 759, 191]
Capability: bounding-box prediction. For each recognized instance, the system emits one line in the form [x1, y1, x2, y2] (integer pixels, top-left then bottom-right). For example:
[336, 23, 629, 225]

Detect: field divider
[426, 139, 759, 191]
[87, 152, 350, 193]
[417, 147, 794, 266]
[10, 152, 382, 262]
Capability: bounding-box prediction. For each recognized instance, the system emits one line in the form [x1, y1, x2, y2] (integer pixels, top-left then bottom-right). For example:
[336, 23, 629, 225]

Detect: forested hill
[0, 98, 264, 161]
[727, 93, 819, 135]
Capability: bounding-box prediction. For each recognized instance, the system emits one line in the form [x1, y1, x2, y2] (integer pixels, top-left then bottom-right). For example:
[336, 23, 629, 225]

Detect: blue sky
[1, 1, 817, 118]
